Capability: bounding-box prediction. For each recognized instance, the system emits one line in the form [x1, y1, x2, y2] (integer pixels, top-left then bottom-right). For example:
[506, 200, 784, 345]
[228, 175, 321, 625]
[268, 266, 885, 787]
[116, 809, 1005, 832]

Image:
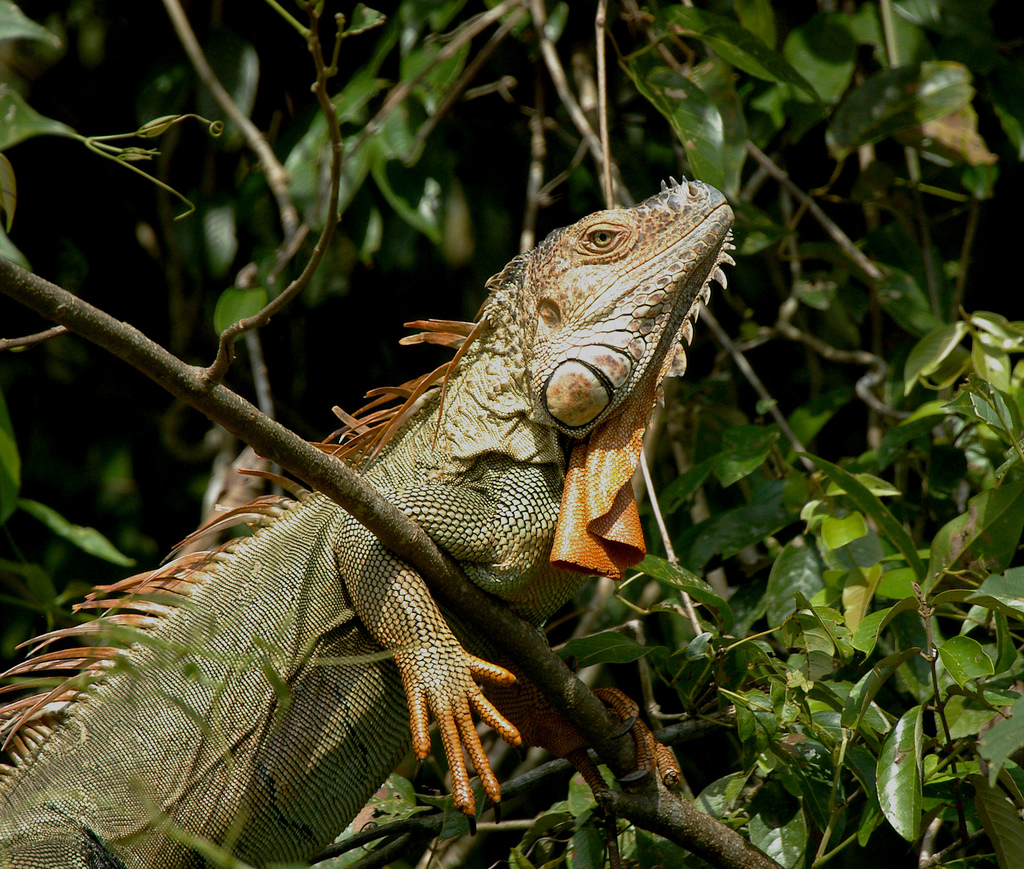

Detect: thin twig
[411, 7, 526, 156]
[745, 142, 884, 282]
[530, 0, 617, 191]
[521, 73, 548, 253]
[344, 0, 527, 172]
[951, 196, 980, 320]
[770, 294, 902, 417]
[0, 325, 68, 352]
[699, 303, 816, 472]
[595, 0, 613, 208]
[639, 452, 703, 636]
[200, 6, 344, 388]
[160, 0, 299, 239]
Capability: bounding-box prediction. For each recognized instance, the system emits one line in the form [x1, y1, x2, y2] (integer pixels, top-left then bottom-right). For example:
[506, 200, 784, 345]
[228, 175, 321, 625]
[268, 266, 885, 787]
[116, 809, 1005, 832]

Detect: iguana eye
[578, 222, 631, 256]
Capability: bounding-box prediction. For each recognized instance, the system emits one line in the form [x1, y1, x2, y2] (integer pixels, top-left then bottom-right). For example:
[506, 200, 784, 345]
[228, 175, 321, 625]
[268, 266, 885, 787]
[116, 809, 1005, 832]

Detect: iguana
[0, 178, 734, 868]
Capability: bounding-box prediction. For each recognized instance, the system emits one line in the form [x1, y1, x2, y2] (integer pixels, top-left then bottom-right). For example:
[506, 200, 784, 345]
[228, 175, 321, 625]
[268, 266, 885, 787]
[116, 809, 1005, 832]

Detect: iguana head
[490, 178, 735, 578]
[520, 178, 733, 436]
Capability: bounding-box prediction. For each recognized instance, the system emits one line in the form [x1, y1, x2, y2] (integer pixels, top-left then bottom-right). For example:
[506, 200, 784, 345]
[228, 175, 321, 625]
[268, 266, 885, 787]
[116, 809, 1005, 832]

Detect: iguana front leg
[334, 527, 521, 815]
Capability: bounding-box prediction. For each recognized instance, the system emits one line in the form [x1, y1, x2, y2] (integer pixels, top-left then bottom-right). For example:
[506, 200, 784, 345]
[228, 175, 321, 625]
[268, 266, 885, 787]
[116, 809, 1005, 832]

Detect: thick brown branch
[604, 781, 778, 869]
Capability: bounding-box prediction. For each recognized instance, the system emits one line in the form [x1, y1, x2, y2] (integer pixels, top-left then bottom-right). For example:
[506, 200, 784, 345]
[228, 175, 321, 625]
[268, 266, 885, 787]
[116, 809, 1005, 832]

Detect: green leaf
[783, 14, 856, 105]
[558, 631, 652, 669]
[688, 56, 748, 198]
[786, 389, 852, 447]
[938, 635, 994, 687]
[970, 311, 1024, 350]
[821, 512, 868, 550]
[851, 596, 919, 656]
[196, 30, 259, 145]
[203, 203, 237, 279]
[944, 376, 1023, 447]
[877, 566, 917, 600]
[637, 555, 734, 631]
[970, 773, 1024, 868]
[401, 39, 469, 116]
[876, 413, 947, 471]
[875, 268, 942, 337]
[370, 158, 442, 242]
[677, 480, 795, 572]
[568, 769, 601, 817]
[841, 562, 882, 633]
[990, 59, 1024, 161]
[968, 569, 1024, 624]
[829, 61, 975, 157]
[806, 455, 926, 580]
[711, 425, 779, 487]
[0, 2, 61, 46]
[695, 770, 752, 817]
[0, 151, 15, 231]
[726, 688, 778, 754]
[662, 458, 714, 514]
[903, 321, 969, 394]
[734, 0, 776, 48]
[18, 499, 134, 566]
[877, 704, 923, 841]
[0, 83, 75, 150]
[0, 384, 21, 525]
[659, 7, 818, 101]
[842, 648, 920, 733]
[747, 792, 808, 867]
[0, 219, 28, 268]
[766, 538, 823, 628]
[945, 693, 1000, 740]
[824, 471, 901, 498]
[345, 4, 386, 36]
[979, 695, 1024, 786]
[213, 286, 268, 334]
[624, 55, 725, 190]
[568, 821, 603, 869]
[925, 481, 1024, 591]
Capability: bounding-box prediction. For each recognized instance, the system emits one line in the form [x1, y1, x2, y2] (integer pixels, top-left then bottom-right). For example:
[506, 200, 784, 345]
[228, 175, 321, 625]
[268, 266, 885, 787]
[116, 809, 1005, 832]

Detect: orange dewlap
[550, 373, 661, 579]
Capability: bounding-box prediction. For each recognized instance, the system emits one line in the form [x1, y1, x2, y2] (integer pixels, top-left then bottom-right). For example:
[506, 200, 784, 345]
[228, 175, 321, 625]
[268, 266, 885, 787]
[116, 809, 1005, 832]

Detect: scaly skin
[0, 180, 734, 868]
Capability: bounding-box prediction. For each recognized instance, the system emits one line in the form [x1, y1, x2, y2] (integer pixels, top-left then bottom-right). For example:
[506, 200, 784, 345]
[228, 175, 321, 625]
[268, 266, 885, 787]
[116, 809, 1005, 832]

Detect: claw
[617, 767, 650, 785]
[468, 813, 477, 836]
[613, 715, 638, 738]
[493, 802, 502, 824]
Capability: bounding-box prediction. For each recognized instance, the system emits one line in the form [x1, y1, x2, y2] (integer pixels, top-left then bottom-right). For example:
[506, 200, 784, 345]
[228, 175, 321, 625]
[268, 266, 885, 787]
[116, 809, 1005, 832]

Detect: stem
[160, 0, 299, 237]
[595, 0, 613, 208]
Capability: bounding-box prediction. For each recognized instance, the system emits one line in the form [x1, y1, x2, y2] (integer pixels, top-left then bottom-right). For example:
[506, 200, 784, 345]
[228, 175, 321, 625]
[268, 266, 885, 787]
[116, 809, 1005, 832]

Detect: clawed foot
[397, 645, 522, 817]
[566, 687, 680, 797]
